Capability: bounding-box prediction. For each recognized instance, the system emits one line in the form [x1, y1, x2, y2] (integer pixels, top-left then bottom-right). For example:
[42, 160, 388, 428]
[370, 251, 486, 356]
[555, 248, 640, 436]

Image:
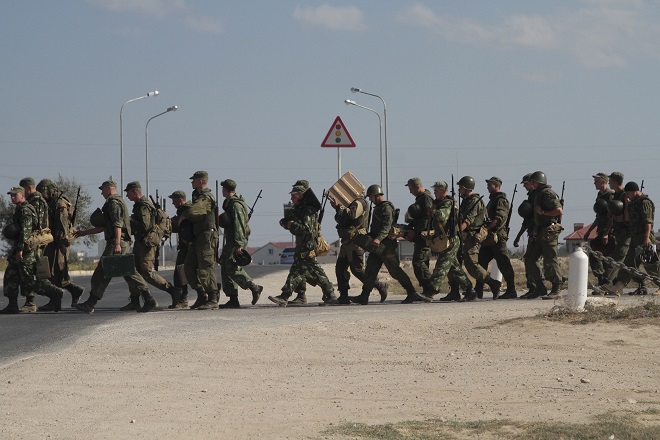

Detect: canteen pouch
[26, 228, 54, 251]
[474, 225, 489, 243]
[544, 223, 564, 241]
[35, 255, 51, 280]
[421, 230, 450, 252]
[480, 230, 499, 246]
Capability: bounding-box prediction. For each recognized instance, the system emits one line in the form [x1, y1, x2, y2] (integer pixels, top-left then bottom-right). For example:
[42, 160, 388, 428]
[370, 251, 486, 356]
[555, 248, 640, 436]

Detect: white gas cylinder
[566, 245, 589, 309]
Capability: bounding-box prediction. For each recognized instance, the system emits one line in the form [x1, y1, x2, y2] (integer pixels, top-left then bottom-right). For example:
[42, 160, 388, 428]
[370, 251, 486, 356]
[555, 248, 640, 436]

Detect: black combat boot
[438, 284, 461, 302]
[250, 284, 263, 305]
[499, 287, 518, 299]
[73, 297, 97, 314]
[475, 282, 484, 299]
[336, 291, 351, 305]
[375, 281, 389, 303]
[527, 282, 548, 299]
[486, 277, 502, 300]
[190, 291, 208, 309]
[165, 284, 182, 308]
[463, 287, 478, 302]
[218, 296, 241, 309]
[138, 292, 158, 312]
[349, 292, 369, 305]
[119, 296, 141, 311]
[64, 283, 85, 307]
[37, 286, 64, 312]
[0, 297, 20, 314]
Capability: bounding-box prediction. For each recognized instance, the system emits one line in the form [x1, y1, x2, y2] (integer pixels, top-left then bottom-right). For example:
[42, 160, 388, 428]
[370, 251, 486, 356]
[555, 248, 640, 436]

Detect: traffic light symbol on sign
[321, 116, 356, 148]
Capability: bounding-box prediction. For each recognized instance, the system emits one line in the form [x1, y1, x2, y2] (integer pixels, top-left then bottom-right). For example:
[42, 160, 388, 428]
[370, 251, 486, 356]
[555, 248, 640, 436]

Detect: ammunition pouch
[474, 225, 489, 243]
[26, 228, 54, 251]
[421, 229, 450, 252]
[543, 223, 564, 242]
[387, 224, 406, 240]
[309, 229, 330, 258]
[35, 255, 51, 280]
[480, 230, 499, 246]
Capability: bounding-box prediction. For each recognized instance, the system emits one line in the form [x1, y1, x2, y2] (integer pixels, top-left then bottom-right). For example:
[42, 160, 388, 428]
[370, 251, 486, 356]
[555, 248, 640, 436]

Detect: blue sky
[2, 1, 660, 249]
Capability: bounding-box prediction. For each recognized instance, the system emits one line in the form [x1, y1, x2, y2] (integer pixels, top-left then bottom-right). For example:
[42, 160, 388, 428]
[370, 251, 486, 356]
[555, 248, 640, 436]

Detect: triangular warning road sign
[321, 116, 356, 148]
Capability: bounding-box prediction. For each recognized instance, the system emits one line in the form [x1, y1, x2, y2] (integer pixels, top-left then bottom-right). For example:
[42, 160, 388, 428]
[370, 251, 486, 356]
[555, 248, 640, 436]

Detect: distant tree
[0, 195, 14, 254]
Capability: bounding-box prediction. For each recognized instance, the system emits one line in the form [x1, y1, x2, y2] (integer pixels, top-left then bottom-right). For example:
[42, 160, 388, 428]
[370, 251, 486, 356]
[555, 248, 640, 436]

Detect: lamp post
[145, 106, 177, 197]
[344, 99, 383, 189]
[120, 90, 159, 196]
[351, 87, 388, 198]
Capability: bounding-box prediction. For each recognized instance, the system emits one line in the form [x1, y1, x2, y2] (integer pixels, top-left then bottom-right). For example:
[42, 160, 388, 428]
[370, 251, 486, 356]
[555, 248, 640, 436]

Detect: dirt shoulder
[1, 264, 659, 439]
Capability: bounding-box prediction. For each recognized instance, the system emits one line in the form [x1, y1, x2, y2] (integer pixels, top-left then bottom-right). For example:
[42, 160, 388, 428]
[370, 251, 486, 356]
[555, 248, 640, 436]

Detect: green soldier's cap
[98, 180, 117, 190]
[624, 181, 639, 192]
[431, 181, 448, 190]
[221, 179, 237, 191]
[19, 177, 36, 187]
[168, 190, 186, 199]
[290, 185, 305, 194]
[189, 171, 208, 180]
[405, 177, 422, 187]
[124, 181, 141, 191]
[609, 172, 624, 183]
[7, 186, 24, 195]
[521, 173, 532, 183]
[486, 176, 503, 186]
[293, 180, 309, 189]
[592, 172, 609, 181]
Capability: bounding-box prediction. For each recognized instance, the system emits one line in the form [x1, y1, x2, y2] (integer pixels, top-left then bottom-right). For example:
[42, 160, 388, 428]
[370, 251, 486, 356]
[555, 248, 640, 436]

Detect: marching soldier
[125, 181, 181, 311]
[269, 185, 337, 306]
[523, 171, 563, 299]
[416, 181, 474, 303]
[36, 179, 85, 309]
[330, 190, 388, 305]
[168, 190, 192, 308]
[478, 177, 516, 299]
[457, 176, 501, 301]
[514, 173, 546, 297]
[1, 187, 65, 314]
[583, 173, 615, 289]
[348, 184, 419, 305]
[73, 180, 154, 314]
[217, 179, 263, 308]
[403, 177, 434, 293]
[177, 171, 221, 310]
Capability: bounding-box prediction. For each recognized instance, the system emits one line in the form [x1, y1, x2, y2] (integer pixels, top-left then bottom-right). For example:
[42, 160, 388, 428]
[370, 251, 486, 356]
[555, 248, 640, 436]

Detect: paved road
[0, 265, 289, 366]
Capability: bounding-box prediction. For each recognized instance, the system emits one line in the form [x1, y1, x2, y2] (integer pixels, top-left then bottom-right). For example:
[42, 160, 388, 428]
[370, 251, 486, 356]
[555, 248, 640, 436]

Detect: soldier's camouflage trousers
[281, 254, 334, 298]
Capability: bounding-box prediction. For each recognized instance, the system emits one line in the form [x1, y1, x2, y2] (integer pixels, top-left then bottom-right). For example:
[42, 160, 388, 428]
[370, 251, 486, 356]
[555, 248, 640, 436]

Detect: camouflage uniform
[179, 187, 219, 304]
[615, 193, 660, 287]
[334, 195, 387, 304]
[459, 192, 488, 286]
[2, 195, 65, 313]
[219, 189, 261, 306]
[130, 193, 180, 299]
[478, 190, 516, 296]
[170, 197, 192, 306]
[352, 199, 417, 304]
[602, 188, 631, 285]
[40, 184, 85, 305]
[405, 187, 434, 290]
[276, 199, 335, 302]
[87, 194, 150, 304]
[520, 187, 544, 292]
[426, 195, 471, 298]
[587, 187, 615, 284]
[21, 189, 50, 307]
[525, 184, 563, 293]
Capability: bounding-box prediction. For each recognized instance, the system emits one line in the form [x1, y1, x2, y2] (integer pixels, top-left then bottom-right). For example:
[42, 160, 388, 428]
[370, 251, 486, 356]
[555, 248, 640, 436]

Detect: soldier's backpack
[145, 199, 172, 246]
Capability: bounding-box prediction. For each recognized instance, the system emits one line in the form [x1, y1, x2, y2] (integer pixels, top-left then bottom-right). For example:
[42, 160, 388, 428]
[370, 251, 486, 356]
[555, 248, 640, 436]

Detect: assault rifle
[70, 186, 81, 226]
[448, 174, 457, 238]
[558, 181, 565, 224]
[641, 180, 645, 192]
[318, 189, 329, 225]
[504, 184, 517, 235]
[248, 189, 263, 220]
[151, 191, 161, 271]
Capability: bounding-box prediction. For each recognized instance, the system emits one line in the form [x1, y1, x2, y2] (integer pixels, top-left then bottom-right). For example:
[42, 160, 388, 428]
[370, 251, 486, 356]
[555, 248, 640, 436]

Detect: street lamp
[344, 99, 383, 189]
[120, 90, 159, 196]
[351, 87, 389, 198]
[145, 106, 177, 197]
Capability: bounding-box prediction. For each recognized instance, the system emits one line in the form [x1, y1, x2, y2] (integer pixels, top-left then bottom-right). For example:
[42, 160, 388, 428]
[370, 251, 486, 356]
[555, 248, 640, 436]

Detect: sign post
[321, 116, 356, 179]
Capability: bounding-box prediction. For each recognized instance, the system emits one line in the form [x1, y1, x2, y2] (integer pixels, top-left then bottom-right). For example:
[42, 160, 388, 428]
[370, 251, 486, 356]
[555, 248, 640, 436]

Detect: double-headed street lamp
[120, 90, 159, 195]
[351, 87, 389, 198]
[344, 99, 383, 190]
[145, 106, 178, 197]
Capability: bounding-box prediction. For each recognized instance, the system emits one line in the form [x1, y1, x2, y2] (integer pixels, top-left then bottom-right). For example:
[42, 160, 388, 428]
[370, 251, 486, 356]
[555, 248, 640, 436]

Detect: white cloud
[87, 0, 187, 18]
[293, 4, 367, 31]
[398, 2, 660, 69]
[185, 16, 225, 35]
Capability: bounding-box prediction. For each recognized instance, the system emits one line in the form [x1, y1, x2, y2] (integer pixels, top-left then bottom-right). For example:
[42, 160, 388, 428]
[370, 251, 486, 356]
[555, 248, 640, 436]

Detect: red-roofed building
[563, 223, 599, 253]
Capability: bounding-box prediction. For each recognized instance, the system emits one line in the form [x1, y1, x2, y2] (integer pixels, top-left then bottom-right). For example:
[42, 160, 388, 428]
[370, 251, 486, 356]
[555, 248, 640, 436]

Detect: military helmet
[366, 184, 383, 197]
[89, 208, 105, 227]
[2, 223, 20, 240]
[593, 198, 609, 215]
[608, 199, 624, 215]
[457, 176, 475, 190]
[218, 212, 230, 228]
[235, 250, 252, 266]
[407, 203, 422, 219]
[529, 171, 547, 185]
[641, 246, 659, 265]
[517, 200, 533, 218]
